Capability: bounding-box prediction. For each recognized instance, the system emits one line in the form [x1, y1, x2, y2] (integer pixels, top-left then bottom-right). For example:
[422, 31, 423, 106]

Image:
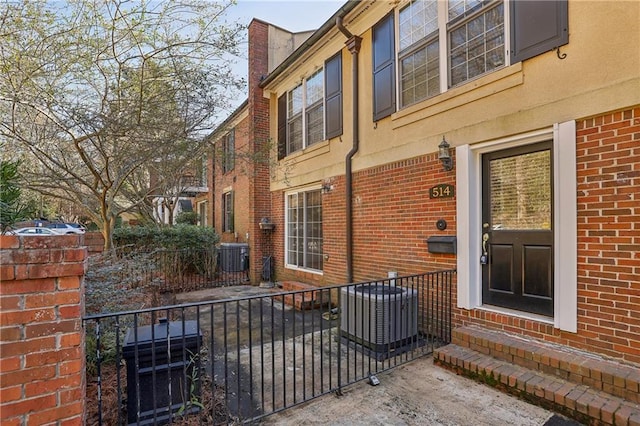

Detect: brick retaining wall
[0, 235, 87, 425]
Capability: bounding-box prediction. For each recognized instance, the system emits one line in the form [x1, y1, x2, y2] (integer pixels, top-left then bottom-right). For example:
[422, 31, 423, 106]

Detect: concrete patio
[261, 355, 567, 425]
[174, 286, 577, 425]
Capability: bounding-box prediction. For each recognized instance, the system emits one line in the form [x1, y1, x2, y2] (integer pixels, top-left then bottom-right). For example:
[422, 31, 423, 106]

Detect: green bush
[113, 224, 219, 251]
[85, 324, 125, 376]
[176, 211, 199, 225]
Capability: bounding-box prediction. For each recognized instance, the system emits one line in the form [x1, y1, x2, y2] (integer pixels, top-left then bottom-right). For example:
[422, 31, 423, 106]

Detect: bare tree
[0, 0, 245, 249]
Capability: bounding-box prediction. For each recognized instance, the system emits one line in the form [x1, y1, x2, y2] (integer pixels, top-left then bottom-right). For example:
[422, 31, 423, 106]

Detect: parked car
[11, 227, 60, 236]
[45, 223, 86, 235]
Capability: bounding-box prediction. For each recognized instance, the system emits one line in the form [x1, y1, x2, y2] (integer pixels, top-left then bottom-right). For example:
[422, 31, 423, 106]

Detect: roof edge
[206, 99, 249, 143]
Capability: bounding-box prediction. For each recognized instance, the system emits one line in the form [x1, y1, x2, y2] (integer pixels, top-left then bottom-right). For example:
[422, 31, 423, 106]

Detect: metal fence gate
[84, 270, 454, 425]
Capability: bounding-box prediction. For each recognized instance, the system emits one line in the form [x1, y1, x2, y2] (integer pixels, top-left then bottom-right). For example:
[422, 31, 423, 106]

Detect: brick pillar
[248, 19, 273, 283]
[0, 235, 87, 425]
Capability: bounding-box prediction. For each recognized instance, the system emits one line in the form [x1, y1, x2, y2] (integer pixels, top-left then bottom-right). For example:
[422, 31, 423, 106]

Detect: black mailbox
[427, 236, 457, 254]
[123, 319, 202, 425]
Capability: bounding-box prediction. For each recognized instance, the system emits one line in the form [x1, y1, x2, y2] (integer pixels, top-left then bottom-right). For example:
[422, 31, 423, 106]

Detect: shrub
[176, 211, 198, 225]
[113, 225, 219, 251]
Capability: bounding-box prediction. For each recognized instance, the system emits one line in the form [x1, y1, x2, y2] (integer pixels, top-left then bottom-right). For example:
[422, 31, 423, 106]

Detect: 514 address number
[430, 184, 455, 199]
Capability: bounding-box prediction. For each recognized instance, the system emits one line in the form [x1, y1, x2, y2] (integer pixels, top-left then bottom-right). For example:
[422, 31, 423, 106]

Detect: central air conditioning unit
[219, 243, 249, 272]
[340, 283, 418, 354]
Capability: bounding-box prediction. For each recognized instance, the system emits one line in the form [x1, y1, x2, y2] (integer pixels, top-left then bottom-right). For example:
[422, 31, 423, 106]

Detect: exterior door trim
[456, 121, 577, 332]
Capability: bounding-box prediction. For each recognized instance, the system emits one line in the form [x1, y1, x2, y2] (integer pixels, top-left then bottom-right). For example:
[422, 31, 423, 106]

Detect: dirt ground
[261, 357, 556, 425]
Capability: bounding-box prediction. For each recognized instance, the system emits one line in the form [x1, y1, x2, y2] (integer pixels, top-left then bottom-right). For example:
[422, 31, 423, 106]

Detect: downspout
[336, 17, 362, 284]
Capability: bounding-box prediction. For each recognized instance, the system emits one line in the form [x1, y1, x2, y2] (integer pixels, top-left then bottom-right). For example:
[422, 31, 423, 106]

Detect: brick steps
[279, 281, 330, 310]
[434, 326, 640, 425]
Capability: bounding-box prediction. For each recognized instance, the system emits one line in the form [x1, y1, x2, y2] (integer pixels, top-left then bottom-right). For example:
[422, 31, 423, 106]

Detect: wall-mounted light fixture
[438, 137, 453, 171]
[259, 217, 275, 231]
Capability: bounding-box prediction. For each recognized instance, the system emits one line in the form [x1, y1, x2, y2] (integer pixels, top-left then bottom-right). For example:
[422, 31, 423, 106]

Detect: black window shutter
[325, 52, 343, 139]
[510, 0, 568, 63]
[229, 190, 234, 232]
[277, 94, 287, 160]
[372, 13, 396, 122]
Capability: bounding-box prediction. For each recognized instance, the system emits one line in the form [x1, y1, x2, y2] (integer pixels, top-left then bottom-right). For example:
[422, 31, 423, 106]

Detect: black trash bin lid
[123, 319, 201, 355]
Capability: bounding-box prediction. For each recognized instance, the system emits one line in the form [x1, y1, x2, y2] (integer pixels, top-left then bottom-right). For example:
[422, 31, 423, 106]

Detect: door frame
[456, 122, 577, 332]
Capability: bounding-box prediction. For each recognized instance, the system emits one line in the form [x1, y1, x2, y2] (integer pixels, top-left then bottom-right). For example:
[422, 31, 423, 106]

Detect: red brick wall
[272, 106, 639, 364]
[0, 235, 87, 425]
[209, 20, 273, 283]
[273, 152, 457, 285]
[84, 231, 104, 254]
[214, 116, 252, 245]
[454, 106, 640, 365]
[575, 106, 640, 363]
[247, 19, 273, 283]
[351, 153, 456, 280]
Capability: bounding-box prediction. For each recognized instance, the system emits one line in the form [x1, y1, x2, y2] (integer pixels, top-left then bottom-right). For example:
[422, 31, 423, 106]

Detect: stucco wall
[266, 0, 640, 191]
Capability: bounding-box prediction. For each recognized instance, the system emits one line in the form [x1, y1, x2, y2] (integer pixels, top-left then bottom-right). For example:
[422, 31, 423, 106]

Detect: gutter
[336, 17, 362, 284]
[259, 0, 359, 89]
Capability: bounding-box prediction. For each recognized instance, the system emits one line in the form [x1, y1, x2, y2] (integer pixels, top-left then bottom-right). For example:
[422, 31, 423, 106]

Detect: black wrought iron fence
[83, 270, 454, 425]
[107, 246, 250, 293]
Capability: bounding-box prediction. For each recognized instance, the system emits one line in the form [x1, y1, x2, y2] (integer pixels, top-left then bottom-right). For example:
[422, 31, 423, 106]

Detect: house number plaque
[430, 184, 455, 199]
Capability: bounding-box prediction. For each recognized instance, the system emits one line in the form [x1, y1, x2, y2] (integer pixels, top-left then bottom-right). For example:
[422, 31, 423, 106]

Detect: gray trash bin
[123, 319, 202, 425]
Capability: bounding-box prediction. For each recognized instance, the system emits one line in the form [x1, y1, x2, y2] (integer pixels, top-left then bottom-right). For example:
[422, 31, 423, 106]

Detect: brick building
[205, 20, 314, 283]
[257, 0, 640, 367]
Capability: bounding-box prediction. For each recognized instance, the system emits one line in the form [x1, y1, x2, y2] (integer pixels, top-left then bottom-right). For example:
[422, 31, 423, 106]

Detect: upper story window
[398, 0, 440, 107]
[448, 0, 505, 87]
[286, 69, 324, 155]
[278, 53, 342, 160]
[199, 155, 208, 187]
[222, 129, 235, 173]
[373, 0, 567, 119]
[287, 83, 304, 153]
[305, 70, 324, 146]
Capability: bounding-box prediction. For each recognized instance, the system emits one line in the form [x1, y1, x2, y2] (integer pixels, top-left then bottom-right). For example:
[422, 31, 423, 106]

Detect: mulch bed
[86, 364, 230, 425]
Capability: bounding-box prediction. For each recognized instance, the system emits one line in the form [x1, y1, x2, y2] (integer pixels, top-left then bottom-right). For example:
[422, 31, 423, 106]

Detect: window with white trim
[373, 0, 568, 119]
[287, 69, 324, 155]
[399, 0, 440, 107]
[222, 191, 233, 233]
[448, 0, 505, 87]
[286, 189, 323, 272]
[278, 52, 343, 159]
[222, 129, 235, 173]
[198, 201, 207, 227]
[200, 155, 208, 187]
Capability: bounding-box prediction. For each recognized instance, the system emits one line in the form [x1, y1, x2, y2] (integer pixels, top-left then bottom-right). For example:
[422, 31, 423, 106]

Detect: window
[278, 53, 342, 159]
[306, 70, 324, 145]
[198, 201, 207, 227]
[286, 189, 323, 272]
[287, 70, 323, 154]
[372, 0, 567, 116]
[222, 130, 234, 173]
[399, 0, 439, 107]
[287, 84, 304, 154]
[199, 155, 208, 187]
[448, 0, 505, 87]
[222, 191, 233, 232]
